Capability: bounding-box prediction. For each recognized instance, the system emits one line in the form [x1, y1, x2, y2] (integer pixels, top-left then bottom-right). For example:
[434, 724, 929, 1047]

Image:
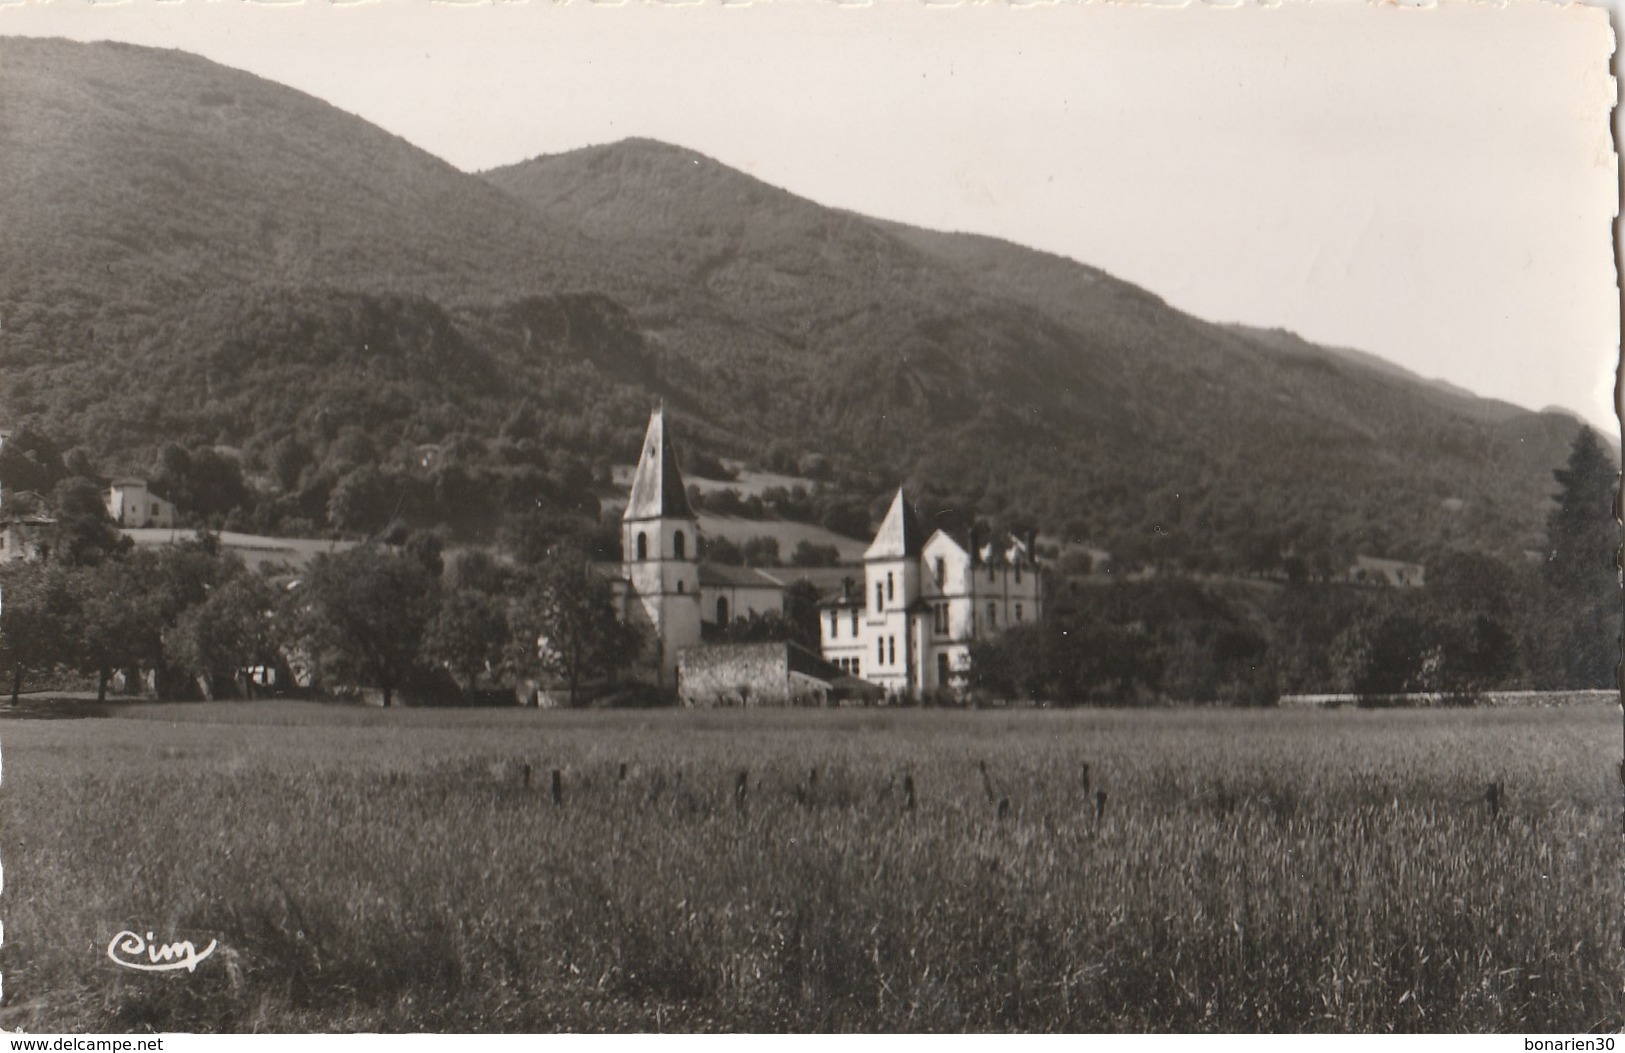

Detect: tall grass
[1, 704, 1617, 1032]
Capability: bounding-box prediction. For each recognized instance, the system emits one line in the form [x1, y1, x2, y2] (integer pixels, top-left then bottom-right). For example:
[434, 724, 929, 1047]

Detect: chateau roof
[623, 408, 695, 522]
[864, 488, 928, 561]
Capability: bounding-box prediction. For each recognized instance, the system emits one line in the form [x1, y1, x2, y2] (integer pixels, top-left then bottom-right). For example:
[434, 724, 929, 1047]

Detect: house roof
[786, 640, 845, 685]
[109, 477, 149, 488]
[698, 563, 785, 589]
[1353, 555, 1423, 571]
[623, 408, 695, 522]
[864, 488, 929, 561]
[817, 589, 866, 609]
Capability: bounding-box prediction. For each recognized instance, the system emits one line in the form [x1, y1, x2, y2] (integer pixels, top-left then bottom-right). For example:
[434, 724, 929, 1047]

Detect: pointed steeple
[864, 487, 928, 560]
[624, 407, 695, 521]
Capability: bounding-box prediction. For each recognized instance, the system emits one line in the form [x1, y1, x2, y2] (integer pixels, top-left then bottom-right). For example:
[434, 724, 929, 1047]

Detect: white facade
[107, 479, 176, 528]
[699, 564, 785, 627]
[819, 489, 1042, 698]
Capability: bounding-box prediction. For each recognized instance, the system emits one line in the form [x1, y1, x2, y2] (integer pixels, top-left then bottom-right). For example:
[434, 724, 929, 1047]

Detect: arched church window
[637, 532, 648, 561]
[674, 531, 687, 560]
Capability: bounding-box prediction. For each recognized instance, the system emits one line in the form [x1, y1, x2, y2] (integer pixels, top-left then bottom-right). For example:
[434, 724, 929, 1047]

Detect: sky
[2, 0, 1618, 434]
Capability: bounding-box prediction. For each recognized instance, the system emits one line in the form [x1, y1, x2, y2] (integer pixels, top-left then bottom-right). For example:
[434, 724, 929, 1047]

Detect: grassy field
[1, 702, 1619, 1032]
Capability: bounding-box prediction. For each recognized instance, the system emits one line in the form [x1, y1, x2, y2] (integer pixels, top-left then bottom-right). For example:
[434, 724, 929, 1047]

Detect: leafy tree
[49, 476, 128, 567]
[0, 561, 76, 702]
[295, 546, 439, 706]
[447, 549, 512, 596]
[70, 560, 163, 702]
[424, 588, 510, 695]
[327, 465, 402, 536]
[1427, 551, 1518, 621]
[510, 547, 638, 705]
[781, 578, 822, 651]
[268, 436, 315, 492]
[504, 511, 606, 566]
[740, 536, 781, 567]
[702, 535, 743, 565]
[790, 540, 840, 567]
[0, 426, 67, 496]
[402, 529, 446, 578]
[166, 572, 283, 699]
[151, 443, 249, 522]
[1437, 614, 1519, 700]
[1537, 429, 1620, 688]
[1331, 604, 1515, 703]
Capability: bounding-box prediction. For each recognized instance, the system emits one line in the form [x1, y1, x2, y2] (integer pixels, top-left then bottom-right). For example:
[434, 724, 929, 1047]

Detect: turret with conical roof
[864, 487, 929, 562]
[859, 487, 928, 696]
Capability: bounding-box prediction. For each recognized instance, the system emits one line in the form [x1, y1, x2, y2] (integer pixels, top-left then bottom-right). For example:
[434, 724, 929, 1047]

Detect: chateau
[818, 490, 1041, 697]
[614, 408, 1040, 702]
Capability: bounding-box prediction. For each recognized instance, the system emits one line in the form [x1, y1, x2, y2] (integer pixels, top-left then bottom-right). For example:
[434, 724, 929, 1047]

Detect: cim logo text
[106, 930, 218, 974]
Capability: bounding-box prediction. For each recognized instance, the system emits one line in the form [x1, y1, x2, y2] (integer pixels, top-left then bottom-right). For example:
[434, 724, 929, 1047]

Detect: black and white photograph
[0, 0, 1618, 1035]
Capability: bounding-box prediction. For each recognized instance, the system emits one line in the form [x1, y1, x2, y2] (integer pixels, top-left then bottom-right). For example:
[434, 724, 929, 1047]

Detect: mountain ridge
[0, 38, 1596, 567]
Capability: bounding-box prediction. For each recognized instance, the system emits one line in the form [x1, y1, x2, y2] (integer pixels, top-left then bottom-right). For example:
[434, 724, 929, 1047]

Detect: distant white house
[1346, 555, 1426, 588]
[0, 510, 53, 563]
[0, 429, 53, 562]
[106, 478, 176, 528]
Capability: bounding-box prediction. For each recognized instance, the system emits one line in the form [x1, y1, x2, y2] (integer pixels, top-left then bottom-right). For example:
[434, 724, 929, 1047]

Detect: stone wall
[678, 643, 794, 707]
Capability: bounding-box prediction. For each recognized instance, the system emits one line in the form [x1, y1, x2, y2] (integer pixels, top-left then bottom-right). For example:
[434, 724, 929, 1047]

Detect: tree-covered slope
[490, 140, 1597, 561]
[0, 39, 1598, 569]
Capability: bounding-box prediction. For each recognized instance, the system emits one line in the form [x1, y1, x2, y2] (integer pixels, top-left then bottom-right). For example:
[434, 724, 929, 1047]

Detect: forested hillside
[0, 38, 1605, 574]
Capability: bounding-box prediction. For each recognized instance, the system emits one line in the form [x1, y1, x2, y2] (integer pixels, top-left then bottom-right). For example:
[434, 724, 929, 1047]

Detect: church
[612, 407, 1040, 703]
[612, 407, 788, 690]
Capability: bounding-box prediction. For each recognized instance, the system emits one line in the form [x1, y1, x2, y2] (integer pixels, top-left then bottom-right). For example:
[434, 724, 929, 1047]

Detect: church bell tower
[621, 407, 702, 686]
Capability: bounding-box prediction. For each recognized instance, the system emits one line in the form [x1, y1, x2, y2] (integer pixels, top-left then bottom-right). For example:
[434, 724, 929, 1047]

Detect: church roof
[698, 563, 785, 589]
[623, 408, 695, 522]
[864, 488, 929, 561]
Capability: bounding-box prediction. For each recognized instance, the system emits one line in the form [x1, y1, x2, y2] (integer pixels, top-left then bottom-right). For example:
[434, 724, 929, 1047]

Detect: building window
[829, 613, 839, 637]
[937, 652, 950, 685]
[718, 597, 730, 624]
[935, 557, 946, 585]
[674, 531, 686, 560]
[637, 532, 648, 561]
[852, 658, 860, 676]
[888, 636, 896, 665]
[988, 564, 996, 583]
[850, 612, 859, 635]
[677, 580, 685, 594]
[1015, 603, 1024, 623]
[1015, 562, 1022, 584]
[886, 573, 894, 601]
[878, 638, 885, 665]
[986, 602, 997, 627]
